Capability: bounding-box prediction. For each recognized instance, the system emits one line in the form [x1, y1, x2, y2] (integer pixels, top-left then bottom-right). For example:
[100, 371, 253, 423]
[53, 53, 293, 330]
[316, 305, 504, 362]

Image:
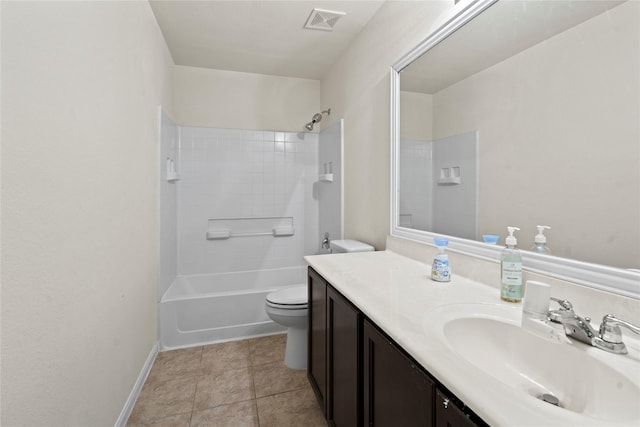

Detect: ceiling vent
[304, 8, 346, 31]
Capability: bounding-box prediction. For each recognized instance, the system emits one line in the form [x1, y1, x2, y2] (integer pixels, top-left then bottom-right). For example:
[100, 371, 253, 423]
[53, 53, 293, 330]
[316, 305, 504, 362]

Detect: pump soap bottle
[431, 237, 451, 282]
[531, 225, 551, 254]
[501, 227, 523, 302]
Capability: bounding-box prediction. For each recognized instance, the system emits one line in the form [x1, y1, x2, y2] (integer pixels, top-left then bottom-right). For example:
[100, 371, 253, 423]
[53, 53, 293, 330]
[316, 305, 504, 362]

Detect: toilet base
[284, 327, 307, 370]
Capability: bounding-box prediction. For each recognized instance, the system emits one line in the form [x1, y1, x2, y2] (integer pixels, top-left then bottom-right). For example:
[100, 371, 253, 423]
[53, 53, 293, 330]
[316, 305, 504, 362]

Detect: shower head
[304, 109, 331, 132]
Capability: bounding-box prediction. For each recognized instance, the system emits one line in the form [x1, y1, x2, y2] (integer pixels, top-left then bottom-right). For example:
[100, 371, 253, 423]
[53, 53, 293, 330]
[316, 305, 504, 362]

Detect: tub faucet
[321, 232, 330, 250]
[548, 297, 640, 354]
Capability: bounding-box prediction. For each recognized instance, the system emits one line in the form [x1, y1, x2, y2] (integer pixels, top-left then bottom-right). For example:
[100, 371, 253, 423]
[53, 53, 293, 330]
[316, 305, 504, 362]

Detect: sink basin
[423, 303, 640, 423]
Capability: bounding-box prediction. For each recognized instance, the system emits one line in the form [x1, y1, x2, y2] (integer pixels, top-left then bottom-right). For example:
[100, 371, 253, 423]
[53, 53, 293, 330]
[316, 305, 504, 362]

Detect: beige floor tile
[252, 361, 309, 398]
[146, 347, 203, 384]
[201, 339, 251, 375]
[128, 377, 197, 424]
[248, 334, 286, 366]
[126, 412, 191, 427]
[256, 387, 327, 427]
[190, 401, 259, 427]
[194, 367, 255, 411]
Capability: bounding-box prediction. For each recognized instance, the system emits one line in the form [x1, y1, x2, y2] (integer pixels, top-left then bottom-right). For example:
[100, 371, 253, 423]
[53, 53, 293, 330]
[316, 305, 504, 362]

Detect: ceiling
[149, 0, 386, 80]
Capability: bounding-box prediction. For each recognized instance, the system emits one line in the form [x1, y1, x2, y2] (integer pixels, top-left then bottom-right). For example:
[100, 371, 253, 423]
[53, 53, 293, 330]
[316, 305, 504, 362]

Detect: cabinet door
[435, 389, 482, 427]
[363, 320, 434, 427]
[308, 267, 327, 416]
[327, 286, 361, 427]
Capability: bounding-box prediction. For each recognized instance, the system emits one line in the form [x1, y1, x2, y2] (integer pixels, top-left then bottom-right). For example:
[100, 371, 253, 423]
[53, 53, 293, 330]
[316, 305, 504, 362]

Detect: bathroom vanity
[305, 248, 640, 427]
[307, 259, 487, 426]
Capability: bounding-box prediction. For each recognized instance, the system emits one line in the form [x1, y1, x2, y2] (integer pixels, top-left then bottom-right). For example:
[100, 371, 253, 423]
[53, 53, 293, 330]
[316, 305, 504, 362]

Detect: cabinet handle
[442, 398, 450, 409]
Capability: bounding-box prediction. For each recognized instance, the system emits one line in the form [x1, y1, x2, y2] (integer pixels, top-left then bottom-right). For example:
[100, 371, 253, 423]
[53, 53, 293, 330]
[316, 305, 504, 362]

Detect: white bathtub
[159, 266, 307, 350]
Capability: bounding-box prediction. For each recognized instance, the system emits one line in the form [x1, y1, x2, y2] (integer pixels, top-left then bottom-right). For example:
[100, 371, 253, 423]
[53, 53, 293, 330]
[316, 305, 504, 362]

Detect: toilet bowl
[265, 285, 308, 369]
[265, 240, 375, 370]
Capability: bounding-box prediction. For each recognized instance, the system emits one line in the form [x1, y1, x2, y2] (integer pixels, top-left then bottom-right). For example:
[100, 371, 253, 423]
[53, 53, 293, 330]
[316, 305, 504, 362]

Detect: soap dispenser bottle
[501, 227, 522, 302]
[431, 237, 451, 282]
[531, 225, 551, 254]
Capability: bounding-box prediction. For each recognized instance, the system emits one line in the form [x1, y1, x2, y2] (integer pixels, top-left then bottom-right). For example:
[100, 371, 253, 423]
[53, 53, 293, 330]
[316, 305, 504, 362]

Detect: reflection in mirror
[399, 131, 478, 239]
[395, 0, 639, 270]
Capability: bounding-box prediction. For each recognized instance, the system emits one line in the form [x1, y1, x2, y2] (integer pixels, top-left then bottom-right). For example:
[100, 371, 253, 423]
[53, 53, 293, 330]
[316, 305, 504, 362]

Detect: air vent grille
[304, 8, 346, 31]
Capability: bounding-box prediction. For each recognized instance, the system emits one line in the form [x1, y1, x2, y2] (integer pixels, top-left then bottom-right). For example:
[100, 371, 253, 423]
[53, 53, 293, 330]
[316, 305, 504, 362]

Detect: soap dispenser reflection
[531, 225, 551, 254]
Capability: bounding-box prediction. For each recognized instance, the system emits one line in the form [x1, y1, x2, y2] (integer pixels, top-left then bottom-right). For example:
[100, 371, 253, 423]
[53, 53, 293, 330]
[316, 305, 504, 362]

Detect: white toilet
[265, 239, 374, 369]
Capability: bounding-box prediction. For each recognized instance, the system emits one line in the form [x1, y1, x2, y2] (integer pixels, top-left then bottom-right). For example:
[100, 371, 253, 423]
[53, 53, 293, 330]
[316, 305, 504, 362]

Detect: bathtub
[159, 266, 307, 350]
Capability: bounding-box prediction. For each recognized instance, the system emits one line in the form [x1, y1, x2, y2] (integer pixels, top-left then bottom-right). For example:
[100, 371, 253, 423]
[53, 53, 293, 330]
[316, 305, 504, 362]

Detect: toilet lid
[266, 285, 307, 306]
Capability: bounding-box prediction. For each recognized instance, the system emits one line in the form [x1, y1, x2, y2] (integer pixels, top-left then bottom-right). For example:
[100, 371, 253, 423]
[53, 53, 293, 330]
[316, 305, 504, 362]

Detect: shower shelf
[166, 157, 179, 181]
[437, 177, 460, 185]
[319, 173, 334, 182]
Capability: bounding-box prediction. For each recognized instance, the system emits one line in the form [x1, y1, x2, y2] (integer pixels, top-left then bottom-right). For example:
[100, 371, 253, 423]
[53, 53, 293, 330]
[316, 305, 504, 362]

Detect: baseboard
[114, 341, 159, 427]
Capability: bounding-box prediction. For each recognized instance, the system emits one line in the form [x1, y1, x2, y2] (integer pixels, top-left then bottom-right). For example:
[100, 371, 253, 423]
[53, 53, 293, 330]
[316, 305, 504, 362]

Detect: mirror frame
[390, 0, 639, 299]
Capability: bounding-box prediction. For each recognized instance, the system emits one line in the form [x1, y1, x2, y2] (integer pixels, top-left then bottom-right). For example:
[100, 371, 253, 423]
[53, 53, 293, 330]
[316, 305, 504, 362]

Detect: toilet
[265, 239, 374, 369]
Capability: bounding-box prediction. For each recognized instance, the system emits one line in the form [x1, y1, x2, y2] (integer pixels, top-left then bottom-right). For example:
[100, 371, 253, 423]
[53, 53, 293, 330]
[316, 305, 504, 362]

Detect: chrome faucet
[548, 297, 598, 345]
[548, 297, 640, 355]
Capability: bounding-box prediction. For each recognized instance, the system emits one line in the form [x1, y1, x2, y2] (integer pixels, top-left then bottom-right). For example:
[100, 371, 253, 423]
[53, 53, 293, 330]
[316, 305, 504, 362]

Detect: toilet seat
[266, 285, 307, 309]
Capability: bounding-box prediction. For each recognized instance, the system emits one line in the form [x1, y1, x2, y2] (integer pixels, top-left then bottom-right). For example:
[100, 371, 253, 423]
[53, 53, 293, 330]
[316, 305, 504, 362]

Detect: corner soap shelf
[166, 157, 180, 182]
[319, 173, 334, 182]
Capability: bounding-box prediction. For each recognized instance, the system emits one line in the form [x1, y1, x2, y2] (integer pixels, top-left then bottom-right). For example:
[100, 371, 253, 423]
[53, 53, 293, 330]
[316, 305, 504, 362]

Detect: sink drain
[539, 393, 560, 406]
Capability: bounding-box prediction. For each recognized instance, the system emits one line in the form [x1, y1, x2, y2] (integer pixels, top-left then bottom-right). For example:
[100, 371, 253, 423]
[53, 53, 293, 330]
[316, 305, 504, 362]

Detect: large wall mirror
[391, 0, 639, 298]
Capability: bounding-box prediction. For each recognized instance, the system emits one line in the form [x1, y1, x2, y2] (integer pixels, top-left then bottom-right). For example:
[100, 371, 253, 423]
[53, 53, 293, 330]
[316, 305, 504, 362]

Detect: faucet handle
[548, 297, 574, 324]
[599, 314, 640, 344]
[549, 297, 573, 311]
[593, 314, 640, 355]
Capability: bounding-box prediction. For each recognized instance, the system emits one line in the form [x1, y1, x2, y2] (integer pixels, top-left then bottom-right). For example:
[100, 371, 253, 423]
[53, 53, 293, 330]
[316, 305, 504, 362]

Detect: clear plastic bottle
[431, 237, 451, 282]
[531, 225, 551, 254]
[501, 227, 522, 302]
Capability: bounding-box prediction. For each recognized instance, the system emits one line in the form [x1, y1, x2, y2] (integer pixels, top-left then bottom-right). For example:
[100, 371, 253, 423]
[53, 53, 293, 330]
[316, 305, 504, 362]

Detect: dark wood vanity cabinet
[308, 267, 361, 426]
[326, 286, 361, 426]
[308, 267, 328, 416]
[363, 319, 434, 426]
[308, 267, 485, 427]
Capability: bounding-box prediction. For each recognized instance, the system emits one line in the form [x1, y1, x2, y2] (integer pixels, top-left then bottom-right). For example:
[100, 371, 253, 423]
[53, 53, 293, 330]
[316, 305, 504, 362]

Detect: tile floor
[127, 334, 327, 427]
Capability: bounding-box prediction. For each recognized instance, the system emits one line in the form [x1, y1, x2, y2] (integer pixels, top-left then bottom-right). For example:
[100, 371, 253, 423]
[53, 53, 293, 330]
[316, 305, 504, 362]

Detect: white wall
[173, 65, 320, 132]
[320, 0, 456, 249]
[1, 1, 173, 425]
[401, 90, 433, 141]
[177, 127, 319, 275]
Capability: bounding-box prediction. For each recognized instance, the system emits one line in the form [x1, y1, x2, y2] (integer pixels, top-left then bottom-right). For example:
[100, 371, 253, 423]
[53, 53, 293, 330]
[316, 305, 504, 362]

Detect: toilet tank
[330, 239, 374, 253]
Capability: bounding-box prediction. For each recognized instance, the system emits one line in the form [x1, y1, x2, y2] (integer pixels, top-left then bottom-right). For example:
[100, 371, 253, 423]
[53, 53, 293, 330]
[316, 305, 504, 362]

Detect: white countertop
[305, 250, 640, 427]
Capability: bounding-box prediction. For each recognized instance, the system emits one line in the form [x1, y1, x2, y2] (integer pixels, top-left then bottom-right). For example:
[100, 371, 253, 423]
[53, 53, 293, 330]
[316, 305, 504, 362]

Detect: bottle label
[432, 258, 451, 282]
[501, 261, 522, 299]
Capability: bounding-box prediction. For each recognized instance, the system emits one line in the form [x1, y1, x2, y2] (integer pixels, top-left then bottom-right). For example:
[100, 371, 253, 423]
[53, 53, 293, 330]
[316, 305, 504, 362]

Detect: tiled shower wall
[159, 109, 178, 300]
[399, 140, 433, 232]
[177, 127, 319, 275]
